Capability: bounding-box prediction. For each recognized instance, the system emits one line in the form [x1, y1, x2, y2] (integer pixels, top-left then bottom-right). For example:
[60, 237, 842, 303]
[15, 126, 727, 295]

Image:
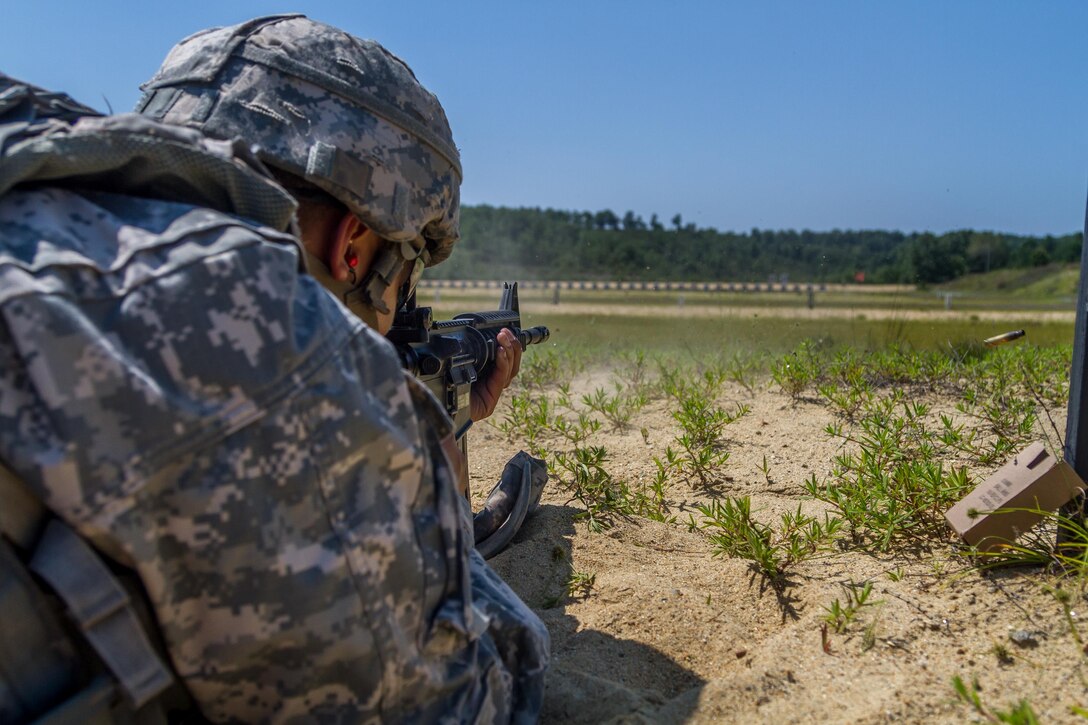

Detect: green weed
[657, 377, 750, 487]
[862, 617, 879, 651]
[497, 388, 602, 456]
[823, 580, 883, 633]
[551, 446, 621, 532]
[804, 395, 975, 550]
[614, 350, 658, 400]
[1050, 586, 1084, 649]
[968, 505, 1088, 579]
[771, 340, 821, 399]
[952, 675, 1039, 724]
[515, 347, 584, 390]
[695, 497, 841, 578]
[759, 454, 772, 483]
[992, 641, 1014, 666]
[566, 570, 596, 599]
[551, 446, 674, 531]
[539, 544, 592, 610]
[581, 386, 644, 431]
[726, 352, 764, 394]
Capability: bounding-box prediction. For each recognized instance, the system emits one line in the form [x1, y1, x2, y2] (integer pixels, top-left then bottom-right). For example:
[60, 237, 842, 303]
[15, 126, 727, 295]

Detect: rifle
[388, 281, 549, 444]
[388, 282, 551, 558]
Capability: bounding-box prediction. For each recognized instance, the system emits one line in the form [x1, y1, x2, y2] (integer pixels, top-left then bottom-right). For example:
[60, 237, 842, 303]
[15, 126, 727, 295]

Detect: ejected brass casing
[983, 329, 1026, 347]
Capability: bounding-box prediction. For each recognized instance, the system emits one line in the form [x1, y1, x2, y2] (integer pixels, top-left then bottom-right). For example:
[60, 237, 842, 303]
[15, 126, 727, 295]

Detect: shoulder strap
[0, 536, 81, 722]
[30, 520, 176, 709]
[0, 461, 176, 710]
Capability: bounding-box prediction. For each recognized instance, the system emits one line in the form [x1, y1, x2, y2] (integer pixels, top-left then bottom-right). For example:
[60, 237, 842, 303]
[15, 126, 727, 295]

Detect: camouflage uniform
[0, 62, 546, 725]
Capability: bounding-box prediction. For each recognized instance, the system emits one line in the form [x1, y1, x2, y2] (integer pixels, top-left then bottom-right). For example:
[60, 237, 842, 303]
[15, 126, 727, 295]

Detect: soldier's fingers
[493, 332, 513, 384]
[499, 329, 521, 383]
[508, 334, 522, 380]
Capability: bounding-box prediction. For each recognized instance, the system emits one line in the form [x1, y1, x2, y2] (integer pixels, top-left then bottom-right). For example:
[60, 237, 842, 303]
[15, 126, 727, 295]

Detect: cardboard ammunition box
[945, 441, 1086, 552]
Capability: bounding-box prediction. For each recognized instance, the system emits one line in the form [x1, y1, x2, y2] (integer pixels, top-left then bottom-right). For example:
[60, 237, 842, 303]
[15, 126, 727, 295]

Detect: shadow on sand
[487, 503, 706, 724]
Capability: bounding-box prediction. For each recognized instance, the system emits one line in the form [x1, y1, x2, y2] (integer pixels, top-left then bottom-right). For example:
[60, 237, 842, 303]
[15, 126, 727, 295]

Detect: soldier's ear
[328, 212, 368, 282]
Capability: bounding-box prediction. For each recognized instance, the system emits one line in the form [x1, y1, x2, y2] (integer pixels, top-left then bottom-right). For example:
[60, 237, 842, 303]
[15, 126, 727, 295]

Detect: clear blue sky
[3, 1, 1086, 236]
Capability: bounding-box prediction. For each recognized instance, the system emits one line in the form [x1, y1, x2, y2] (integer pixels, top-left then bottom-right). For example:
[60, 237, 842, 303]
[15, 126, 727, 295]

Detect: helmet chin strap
[352, 243, 404, 315]
[302, 247, 382, 329]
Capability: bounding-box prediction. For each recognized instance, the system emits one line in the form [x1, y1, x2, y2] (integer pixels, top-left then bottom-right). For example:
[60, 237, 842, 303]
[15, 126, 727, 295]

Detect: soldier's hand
[470, 328, 522, 422]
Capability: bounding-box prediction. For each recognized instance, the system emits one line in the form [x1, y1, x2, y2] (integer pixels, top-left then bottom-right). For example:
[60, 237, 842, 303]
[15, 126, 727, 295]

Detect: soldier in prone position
[0, 14, 547, 723]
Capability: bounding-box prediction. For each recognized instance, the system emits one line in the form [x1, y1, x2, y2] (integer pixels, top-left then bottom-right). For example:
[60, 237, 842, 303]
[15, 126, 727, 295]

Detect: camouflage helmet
[137, 14, 460, 265]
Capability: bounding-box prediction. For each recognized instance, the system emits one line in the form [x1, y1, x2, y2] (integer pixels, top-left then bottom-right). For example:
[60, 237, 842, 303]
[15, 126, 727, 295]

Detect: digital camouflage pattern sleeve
[0, 182, 548, 721]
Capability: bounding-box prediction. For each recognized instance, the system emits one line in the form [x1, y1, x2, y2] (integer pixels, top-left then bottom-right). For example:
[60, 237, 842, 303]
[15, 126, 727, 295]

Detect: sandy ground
[467, 369, 1087, 724]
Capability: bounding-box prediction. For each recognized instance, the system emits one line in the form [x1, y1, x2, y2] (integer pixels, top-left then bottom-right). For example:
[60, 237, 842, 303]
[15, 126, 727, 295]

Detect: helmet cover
[139, 14, 460, 265]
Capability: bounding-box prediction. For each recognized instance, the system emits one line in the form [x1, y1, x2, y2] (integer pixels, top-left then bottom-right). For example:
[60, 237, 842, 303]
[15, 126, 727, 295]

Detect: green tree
[908, 233, 967, 284]
[621, 210, 645, 231]
[593, 209, 620, 230]
[966, 232, 1008, 273]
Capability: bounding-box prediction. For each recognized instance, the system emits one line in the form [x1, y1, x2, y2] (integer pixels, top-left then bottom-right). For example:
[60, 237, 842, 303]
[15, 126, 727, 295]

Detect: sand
[468, 369, 1087, 724]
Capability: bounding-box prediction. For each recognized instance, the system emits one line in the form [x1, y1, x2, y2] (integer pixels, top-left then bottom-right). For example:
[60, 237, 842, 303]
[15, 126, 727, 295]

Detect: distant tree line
[428, 205, 1082, 284]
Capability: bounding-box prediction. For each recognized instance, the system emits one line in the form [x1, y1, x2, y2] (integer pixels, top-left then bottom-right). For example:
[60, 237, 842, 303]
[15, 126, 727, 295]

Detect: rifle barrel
[518, 326, 549, 349]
